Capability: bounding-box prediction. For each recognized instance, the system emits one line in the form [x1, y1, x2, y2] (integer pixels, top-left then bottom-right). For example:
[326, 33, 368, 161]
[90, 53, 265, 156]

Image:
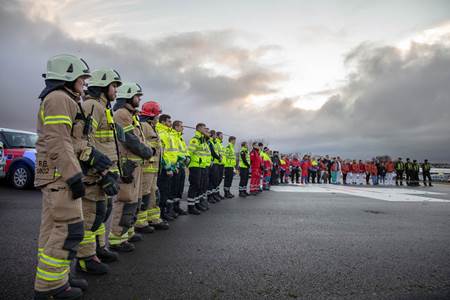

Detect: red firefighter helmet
[141, 101, 162, 117]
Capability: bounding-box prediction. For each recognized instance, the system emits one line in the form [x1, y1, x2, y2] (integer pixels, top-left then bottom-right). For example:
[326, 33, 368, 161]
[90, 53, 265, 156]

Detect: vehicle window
[2, 132, 37, 148]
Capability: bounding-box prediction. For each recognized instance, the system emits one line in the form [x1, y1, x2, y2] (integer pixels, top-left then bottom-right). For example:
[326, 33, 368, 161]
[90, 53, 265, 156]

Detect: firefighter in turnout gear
[238, 141, 250, 197]
[76, 69, 122, 275]
[109, 82, 154, 252]
[138, 101, 170, 231]
[34, 54, 102, 299]
[223, 136, 236, 198]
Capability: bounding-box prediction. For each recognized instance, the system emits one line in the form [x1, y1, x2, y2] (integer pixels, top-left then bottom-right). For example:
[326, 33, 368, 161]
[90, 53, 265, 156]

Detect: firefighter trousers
[109, 165, 141, 246]
[35, 178, 84, 292]
[77, 184, 108, 258]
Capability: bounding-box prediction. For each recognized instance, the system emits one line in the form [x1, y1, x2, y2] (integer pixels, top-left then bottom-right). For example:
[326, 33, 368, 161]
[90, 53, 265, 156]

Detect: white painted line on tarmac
[271, 184, 450, 203]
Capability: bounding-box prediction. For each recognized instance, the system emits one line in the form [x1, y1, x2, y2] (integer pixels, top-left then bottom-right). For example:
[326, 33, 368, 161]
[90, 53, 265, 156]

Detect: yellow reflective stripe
[79, 230, 95, 245]
[43, 115, 73, 127]
[94, 130, 114, 138]
[39, 253, 71, 268]
[135, 211, 148, 225]
[36, 267, 69, 281]
[95, 223, 106, 235]
[109, 232, 128, 245]
[40, 108, 45, 123]
[92, 118, 99, 130]
[143, 166, 158, 173]
[123, 125, 134, 133]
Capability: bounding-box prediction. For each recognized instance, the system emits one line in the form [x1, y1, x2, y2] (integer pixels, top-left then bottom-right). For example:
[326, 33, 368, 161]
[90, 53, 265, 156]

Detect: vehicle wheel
[10, 163, 33, 189]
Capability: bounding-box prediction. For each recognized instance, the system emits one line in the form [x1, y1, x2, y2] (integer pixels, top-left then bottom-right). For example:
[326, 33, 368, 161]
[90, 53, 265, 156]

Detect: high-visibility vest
[188, 131, 209, 168]
[224, 143, 236, 168]
[155, 122, 178, 169]
[239, 146, 250, 169]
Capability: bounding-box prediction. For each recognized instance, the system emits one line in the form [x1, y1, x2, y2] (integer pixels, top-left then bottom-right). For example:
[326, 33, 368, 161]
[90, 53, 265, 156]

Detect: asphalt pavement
[1, 180, 449, 300]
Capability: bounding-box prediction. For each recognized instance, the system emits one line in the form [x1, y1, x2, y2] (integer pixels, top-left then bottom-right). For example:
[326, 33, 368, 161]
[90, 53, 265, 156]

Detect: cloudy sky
[1, 0, 450, 161]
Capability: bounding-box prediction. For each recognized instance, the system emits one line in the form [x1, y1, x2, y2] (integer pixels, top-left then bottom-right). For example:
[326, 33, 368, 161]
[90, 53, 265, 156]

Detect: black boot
[213, 192, 221, 202]
[224, 191, 233, 198]
[128, 233, 143, 243]
[244, 191, 251, 196]
[34, 286, 83, 300]
[109, 241, 135, 253]
[166, 203, 178, 219]
[69, 275, 88, 291]
[96, 246, 118, 263]
[188, 205, 201, 215]
[135, 225, 155, 234]
[207, 194, 217, 204]
[174, 202, 188, 215]
[200, 197, 209, 210]
[239, 191, 247, 197]
[76, 256, 109, 275]
[161, 206, 174, 222]
[151, 220, 170, 230]
[195, 203, 207, 212]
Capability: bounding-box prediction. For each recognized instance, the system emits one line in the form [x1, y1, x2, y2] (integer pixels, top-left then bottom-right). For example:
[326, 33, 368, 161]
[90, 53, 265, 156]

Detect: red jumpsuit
[250, 148, 262, 193]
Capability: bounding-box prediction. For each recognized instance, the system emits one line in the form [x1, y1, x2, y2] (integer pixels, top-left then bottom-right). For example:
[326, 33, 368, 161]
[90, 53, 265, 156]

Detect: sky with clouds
[1, 0, 450, 161]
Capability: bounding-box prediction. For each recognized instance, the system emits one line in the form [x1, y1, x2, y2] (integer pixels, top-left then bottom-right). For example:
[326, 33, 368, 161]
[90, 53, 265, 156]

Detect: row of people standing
[261, 154, 433, 187]
[33, 54, 241, 300]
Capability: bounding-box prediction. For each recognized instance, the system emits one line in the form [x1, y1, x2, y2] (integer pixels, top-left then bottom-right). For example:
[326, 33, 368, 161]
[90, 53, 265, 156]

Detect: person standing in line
[395, 157, 405, 186]
[238, 141, 250, 197]
[422, 159, 433, 187]
[249, 142, 262, 195]
[223, 136, 237, 198]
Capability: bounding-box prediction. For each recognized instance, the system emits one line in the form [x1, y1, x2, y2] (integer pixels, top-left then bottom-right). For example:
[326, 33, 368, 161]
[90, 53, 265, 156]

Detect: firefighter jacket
[81, 94, 119, 182]
[188, 131, 209, 168]
[113, 103, 151, 165]
[35, 88, 91, 187]
[141, 121, 161, 174]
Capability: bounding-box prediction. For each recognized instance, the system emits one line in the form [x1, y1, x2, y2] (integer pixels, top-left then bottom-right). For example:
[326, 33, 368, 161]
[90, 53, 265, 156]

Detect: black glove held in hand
[121, 160, 138, 184]
[99, 171, 119, 196]
[89, 147, 113, 173]
[66, 173, 85, 199]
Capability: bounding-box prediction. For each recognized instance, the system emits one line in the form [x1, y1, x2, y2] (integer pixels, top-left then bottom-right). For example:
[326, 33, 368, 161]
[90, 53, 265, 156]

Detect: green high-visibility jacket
[224, 143, 236, 168]
[188, 131, 209, 168]
[239, 146, 250, 169]
[214, 138, 225, 165]
[395, 161, 405, 171]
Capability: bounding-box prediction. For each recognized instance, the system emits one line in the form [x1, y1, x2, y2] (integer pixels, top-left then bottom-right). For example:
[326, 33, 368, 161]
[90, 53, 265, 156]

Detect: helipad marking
[271, 184, 450, 203]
